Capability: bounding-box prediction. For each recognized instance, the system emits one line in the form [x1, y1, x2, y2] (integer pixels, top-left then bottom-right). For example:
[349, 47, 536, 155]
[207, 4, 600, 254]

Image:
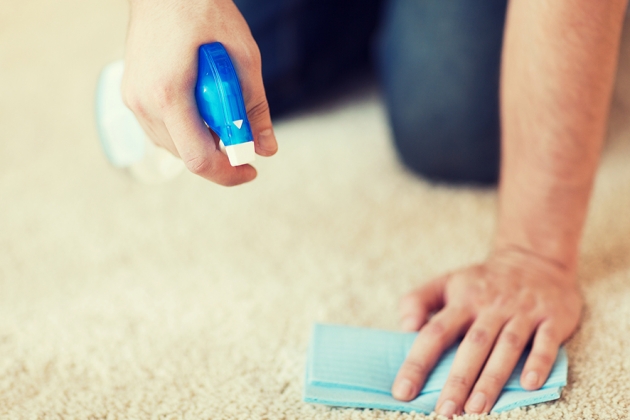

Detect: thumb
[227, 43, 278, 157]
[399, 275, 448, 331]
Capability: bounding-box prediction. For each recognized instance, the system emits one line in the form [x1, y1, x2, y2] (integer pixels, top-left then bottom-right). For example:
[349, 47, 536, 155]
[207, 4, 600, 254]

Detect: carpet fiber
[1, 0, 630, 418]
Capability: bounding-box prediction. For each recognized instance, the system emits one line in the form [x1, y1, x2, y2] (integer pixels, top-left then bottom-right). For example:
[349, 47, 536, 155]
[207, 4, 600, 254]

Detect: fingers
[122, 81, 180, 157]
[464, 316, 536, 414]
[399, 276, 447, 331]
[520, 320, 561, 390]
[392, 307, 470, 402]
[164, 97, 257, 186]
[434, 312, 507, 417]
[135, 116, 180, 157]
[226, 44, 278, 157]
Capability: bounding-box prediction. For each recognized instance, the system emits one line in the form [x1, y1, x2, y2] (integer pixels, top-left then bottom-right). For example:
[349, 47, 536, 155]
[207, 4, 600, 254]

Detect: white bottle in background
[96, 60, 185, 184]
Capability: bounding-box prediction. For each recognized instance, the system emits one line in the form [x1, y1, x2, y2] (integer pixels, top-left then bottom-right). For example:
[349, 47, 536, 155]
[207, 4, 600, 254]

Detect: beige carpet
[2, 0, 630, 418]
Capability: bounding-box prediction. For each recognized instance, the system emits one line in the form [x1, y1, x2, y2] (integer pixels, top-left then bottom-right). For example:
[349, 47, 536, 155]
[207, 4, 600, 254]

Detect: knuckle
[402, 359, 431, 379]
[183, 154, 242, 187]
[493, 294, 510, 308]
[530, 351, 555, 366]
[183, 153, 214, 176]
[122, 91, 147, 118]
[500, 331, 523, 349]
[479, 371, 505, 389]
[423, 320, 447, 340]
[518, 295, 536, 313]
[247, 99, 270, 121]
[539, 326, 557, 341]
[446, 374, 470, 389]
[466, 328, 490, 346]
[534, 328, 559, 348]
[153, 83, 178, 112]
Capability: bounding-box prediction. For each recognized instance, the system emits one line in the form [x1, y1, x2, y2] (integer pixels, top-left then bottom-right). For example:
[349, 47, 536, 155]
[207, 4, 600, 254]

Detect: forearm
[497, 0, 628, 274]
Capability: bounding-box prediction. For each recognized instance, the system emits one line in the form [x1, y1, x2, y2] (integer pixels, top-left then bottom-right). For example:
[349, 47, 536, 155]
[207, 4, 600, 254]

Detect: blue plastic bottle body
[195, 43, 253, 147]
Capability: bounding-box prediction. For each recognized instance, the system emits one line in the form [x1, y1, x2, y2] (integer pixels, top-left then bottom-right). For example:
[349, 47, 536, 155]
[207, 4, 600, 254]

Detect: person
[121, 0, 628, 416]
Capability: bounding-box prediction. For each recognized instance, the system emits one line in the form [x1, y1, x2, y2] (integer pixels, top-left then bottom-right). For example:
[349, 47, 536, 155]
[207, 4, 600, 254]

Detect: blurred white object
[96, 60, 185, 183]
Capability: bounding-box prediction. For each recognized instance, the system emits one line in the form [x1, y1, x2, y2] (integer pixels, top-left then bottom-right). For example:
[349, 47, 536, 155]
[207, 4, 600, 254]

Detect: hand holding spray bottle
[96, 42, 255, 183]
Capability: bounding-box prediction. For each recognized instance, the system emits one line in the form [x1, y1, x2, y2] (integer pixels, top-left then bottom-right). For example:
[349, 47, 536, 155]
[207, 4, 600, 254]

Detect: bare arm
[497, 0, 628, 275]
[393, 1, 628, 417]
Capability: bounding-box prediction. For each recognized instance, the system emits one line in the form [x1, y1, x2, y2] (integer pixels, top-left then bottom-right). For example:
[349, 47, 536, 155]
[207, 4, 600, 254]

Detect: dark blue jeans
[235, 0, 508, 184]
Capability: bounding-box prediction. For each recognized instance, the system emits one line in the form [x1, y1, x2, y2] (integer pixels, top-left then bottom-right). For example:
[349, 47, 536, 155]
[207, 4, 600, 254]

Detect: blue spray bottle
[196, 42, 255, 166]
[96, 42, 254, 183]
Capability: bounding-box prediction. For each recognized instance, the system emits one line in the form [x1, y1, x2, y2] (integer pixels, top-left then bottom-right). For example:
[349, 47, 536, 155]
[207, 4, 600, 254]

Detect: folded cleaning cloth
[304, 324, 568, 414]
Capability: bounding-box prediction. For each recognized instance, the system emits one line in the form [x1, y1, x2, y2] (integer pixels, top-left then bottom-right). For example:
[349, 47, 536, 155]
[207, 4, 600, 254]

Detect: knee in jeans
[391, 119, 500, 185]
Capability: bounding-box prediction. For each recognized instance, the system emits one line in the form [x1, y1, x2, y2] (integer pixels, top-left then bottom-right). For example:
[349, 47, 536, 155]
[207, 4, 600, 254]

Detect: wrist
[490, 242, 578, 283]
[493, 207, 583, 276]
[494, 178, 587, 278]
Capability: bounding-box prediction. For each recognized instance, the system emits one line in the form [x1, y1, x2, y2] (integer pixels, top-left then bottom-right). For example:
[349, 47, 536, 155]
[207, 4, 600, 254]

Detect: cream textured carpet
[1, 0, 630, 418]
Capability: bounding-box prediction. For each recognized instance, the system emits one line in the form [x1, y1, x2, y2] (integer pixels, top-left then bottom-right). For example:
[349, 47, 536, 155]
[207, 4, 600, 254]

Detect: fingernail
[438, 400, 457, 417]
[525, 371, 539, 388]
[401, 316, 419, 331]
[466, 392, 487, 413]
[258, 128, 276, 151]
[392, 379, 415, 400]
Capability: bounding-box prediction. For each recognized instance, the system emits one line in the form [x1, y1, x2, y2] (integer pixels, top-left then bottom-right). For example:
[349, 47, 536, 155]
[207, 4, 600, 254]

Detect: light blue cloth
[303, 324, 568, 414]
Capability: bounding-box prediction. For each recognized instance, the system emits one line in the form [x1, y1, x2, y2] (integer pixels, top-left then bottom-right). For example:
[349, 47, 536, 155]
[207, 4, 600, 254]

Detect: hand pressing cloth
[303, 324, 568, 414]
